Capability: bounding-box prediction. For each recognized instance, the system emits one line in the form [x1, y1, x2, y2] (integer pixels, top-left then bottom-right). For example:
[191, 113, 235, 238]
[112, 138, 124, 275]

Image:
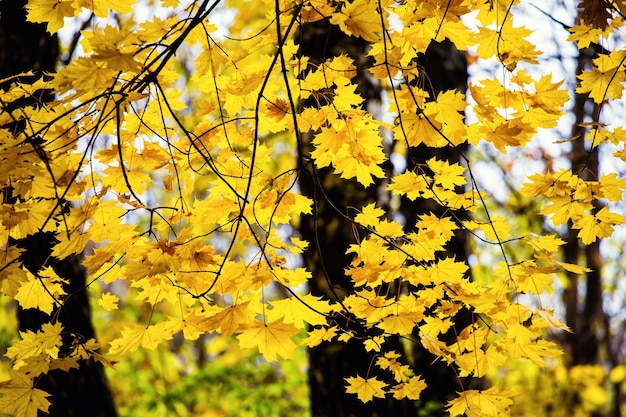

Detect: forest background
[2, 0, 626, 416]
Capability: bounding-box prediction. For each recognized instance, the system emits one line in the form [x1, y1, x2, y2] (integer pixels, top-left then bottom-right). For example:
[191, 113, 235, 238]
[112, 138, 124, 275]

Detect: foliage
[1, 0, 626, 416]
[491, 359, 626, 417]
[109, 336, 309, 417]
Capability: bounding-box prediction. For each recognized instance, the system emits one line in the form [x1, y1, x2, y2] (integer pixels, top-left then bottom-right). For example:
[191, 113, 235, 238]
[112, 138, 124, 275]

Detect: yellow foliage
[3, 0, 626, 415]
[344, 375, 387, 402]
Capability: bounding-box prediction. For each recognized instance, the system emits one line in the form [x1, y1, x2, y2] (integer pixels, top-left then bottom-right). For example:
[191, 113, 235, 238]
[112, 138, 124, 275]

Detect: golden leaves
[5, 322, 63, 370]
[330, 0, 382, 42]
[7, 0, 626, 414]
[0, 371, 51, 417]
[14, 268, 66, 315]
[447, 387, 515, 417]
[522, 170, 626, 243]
[26, 0, 75, 33]
[344, 375, 387, 402]
[108, 321, 180, 356]
[577, 51, 626, 103]
[310, 111, 387, 186]
[237, 319, 300, 362]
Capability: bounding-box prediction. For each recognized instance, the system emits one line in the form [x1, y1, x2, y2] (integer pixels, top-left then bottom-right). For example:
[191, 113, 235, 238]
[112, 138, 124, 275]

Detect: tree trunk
[296, 19, 418, 417]
[297, 18, 469, 416]
[0, 2, 117, 416]
[403, 40, 471, 412]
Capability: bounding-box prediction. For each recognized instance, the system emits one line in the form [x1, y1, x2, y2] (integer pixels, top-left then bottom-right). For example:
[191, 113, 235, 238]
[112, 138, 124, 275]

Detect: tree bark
[0, 2, 117, 416]
[296, 19, 419, 417]
[403, 40, 471, 412]
[297, 19, 469, 416]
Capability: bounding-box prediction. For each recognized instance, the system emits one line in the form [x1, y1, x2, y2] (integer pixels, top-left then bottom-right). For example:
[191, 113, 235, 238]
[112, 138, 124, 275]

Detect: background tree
[296, 17, 422, 417]
[0, 1, 116, 416]
[298, 30, 471, 416]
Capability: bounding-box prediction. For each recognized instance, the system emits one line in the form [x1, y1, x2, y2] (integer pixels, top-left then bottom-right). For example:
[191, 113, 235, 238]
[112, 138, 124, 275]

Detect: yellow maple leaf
[0, 261, 28, 297]
[599, 173, 626, 201]
[388, 171, 429, 200]
[447, 387, 514, 417]
[51, 231, 90, 259]
[345, 375, 387, 402]
[577, 52, 626, 103]
[535, 308, 572, 332]
[567, 23, 602, 48]
[376, 351, 412, 382]
[272, 267, 312, 288]
[510, 262, 554, 294]
[236, 319, 299, 362]
[575, 207, 626, 244]
[420, 316, 453, 337]
[267, 294, 336, 328]
[26, 0, 75, 33]
[427, 158, 466, 189]
[198, 301, 253, 336]
[483, 120, 527, 152]
[14, 269, 66, 315]
[528, 75, 568, 113]
[426, 257, 468, 285]
[377, 312, 421, 336]
[5, 322, 63, 369]
[540, 196, 590, 226]
[390, 376, 427, 400]
[330, 0, 382, 42]
[108, 321, 179, 356]
[98, 293, 119, 311]
[0, 371, 51, 417]
[302, 326, 339, 348]
[354, 203, 385, 227]
[553, 259, 592, 275]
[509, 339, 562, 367]
[457, 349, 489, 377]
[74, 0, 133, 17]
[526, 234, 565, 253]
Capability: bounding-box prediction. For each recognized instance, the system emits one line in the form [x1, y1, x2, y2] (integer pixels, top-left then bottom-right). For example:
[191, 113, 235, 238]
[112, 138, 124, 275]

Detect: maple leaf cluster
[1, 0, 626, 416]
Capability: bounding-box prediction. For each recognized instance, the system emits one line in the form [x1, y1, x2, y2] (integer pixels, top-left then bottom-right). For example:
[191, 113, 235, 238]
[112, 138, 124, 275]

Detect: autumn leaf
[447, 388, 514, 417]
[390, 376, 427, 400]
[575, 207, 626, 244]
[302, 326, 339, 348]
[535, 308, 572, 332]
[330, 0, 382, 42]
[427, 158, 466, 189]
[14, 269, 66, 315]
[577, 52, 626, 103]
[376, 351, 412, 382]
[74, 0, 134, 17]
[4, 322, 63, 369]
[0, 371, 51, 417]
[567, 22, 602, 48]
[345, 375, 388, 402]
[377, 312, 421, 335]
[388, 171, 429, 200]
[268, 294, 336, 328]
[108, 321, 179, 356]
[98, 293, 119, 311]
[526, 234, 565, 253]
[25, 0, 75, 33]
[237, 319, 300, 362]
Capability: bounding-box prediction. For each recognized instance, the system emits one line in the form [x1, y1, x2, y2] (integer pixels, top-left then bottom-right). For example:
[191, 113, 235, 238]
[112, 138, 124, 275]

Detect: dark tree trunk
[297, 20, 418, 417]
[561, 43, 609, 417]
[0, 2, 117, 416]
[297, 17, 469, 417]
[402, 40, 471, 413]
